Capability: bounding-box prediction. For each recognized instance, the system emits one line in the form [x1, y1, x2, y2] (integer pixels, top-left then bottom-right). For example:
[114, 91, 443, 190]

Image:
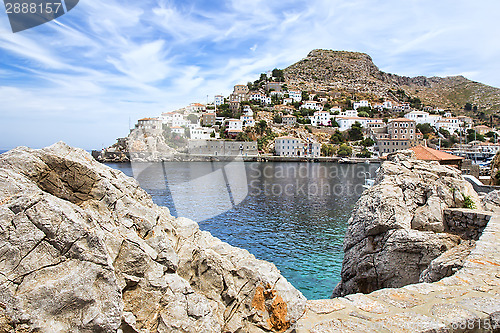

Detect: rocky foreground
[0, 143, 306, 333]
[333, 151, 483, 297]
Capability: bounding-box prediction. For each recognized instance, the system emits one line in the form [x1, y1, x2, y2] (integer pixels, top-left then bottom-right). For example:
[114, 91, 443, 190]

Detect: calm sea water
[106, 161, 379, 299]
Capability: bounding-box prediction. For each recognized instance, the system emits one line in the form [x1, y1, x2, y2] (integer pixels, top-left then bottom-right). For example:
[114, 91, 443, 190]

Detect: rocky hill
[284, 49, 500, 116]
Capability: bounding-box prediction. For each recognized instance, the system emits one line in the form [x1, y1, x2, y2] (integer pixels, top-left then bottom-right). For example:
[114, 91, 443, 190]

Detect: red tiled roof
[410, 145, 464, 161]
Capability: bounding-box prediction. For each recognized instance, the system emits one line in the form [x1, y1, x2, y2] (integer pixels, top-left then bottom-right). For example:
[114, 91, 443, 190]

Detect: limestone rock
[482, 190, 500, 213]
[419, 240, 475, 283]
[490, 151, 500, 186]
[333, 151, 480, 297]
[0, 143, 306, 333]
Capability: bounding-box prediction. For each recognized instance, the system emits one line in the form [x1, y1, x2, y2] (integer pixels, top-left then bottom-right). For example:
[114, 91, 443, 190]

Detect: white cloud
[107, 40, 171, 83]
[0, 0, 500, 150]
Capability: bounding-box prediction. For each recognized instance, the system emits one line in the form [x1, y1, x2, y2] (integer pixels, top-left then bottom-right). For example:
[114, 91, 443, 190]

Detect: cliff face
[0, 143, 306, 333]
[332, 151, 481, 297]
[490, 151, 500, 186]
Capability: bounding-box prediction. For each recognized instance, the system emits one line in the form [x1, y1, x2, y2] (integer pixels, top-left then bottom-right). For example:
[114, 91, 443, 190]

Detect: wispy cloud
[0, 0, 499, 150]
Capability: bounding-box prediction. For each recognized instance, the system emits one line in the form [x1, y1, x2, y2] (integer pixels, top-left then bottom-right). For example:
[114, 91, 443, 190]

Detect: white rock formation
[0, 142, 305, 333]
[332, 150, 480, 297]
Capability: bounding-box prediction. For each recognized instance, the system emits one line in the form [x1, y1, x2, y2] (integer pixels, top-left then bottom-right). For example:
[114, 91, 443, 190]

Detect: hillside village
[99, 54, 500, 181]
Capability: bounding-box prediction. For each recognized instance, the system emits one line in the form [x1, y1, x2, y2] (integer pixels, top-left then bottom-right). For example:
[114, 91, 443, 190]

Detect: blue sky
[0, 0, 499, 150]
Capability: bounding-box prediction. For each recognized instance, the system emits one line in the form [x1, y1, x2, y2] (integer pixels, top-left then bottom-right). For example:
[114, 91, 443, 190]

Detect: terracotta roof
[410, 145, 464, 161]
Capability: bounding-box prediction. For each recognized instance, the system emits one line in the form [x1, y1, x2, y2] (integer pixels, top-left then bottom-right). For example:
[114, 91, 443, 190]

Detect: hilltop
[284, 49, 500, 120]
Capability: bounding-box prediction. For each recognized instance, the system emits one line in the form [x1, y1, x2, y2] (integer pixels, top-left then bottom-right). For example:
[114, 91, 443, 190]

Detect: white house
[243, 105, 253, 116]
[249, 92, 271, 105]
[353, 100, 370, 110]
[301, 101, 323, 111]
[190, 127, 218, 140]
[214, 95, 224, 106]
[382, 101, 393, 109]
[225, 119, 243, 132]
[274, 137, 321, 157]
[329, 107, 342, 114]
[405, 111, 443, 127]
[136, 118, 162, 131]
[309, 111, 332, 126]
[335, 117, 383, 131]
[241, 115, 255, 127]
[340, 110, 358, 117]
[404, 111, 430, 124]
[288, 90, 302, 102]
[172, 114, 190, 127]
[171, 126, 185, 136]
[284, 98, 294, 105]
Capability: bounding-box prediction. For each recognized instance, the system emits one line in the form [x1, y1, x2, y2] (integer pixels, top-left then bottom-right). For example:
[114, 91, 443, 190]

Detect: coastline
[91, 149, 382, 164]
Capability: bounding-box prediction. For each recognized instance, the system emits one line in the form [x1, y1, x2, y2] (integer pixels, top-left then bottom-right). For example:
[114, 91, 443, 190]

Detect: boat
[363, 178, 375, 189]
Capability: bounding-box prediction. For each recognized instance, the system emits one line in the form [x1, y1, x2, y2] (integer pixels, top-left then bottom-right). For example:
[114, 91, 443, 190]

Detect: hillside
[284, 49, 500, 120]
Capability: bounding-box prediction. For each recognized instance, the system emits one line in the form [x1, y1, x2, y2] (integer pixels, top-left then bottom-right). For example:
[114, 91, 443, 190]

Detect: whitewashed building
[353, 100, 370, 110]
[241, 115, 255, 128]
[171, 126, 185, 136]
[335, 117, 384, 131]
[310, 111, 332, 126]
[288, 90, 302, 102]
[274, 137, 321, 157]
[190, 127, 218, 140]
[225, 119, 243, 132]
[340, 110, 358, 117]
[301, 101, 323, 111]
[214, 95, 224, 106]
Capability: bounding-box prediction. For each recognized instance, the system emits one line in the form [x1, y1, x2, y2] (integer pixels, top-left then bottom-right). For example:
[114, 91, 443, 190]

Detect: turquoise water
[106, 162, 378, 299]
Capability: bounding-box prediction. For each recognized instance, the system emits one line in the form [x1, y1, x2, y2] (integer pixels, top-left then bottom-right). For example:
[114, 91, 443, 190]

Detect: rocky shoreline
[0, 143, 498, 332]
[0, 143, 306, 332]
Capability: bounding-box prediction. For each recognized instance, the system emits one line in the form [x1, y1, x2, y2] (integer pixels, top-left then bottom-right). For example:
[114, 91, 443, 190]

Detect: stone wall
[444, 208, 493, 241]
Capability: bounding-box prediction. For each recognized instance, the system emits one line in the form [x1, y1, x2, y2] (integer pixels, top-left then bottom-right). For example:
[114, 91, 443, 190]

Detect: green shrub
[463, 195, 476, 210]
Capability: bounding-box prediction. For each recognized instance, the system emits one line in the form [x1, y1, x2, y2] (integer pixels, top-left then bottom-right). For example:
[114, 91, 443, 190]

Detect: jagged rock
[419, 240, 475, 283]
[128, 128, 178, 162]
[490, 152, 500, 186]
[482, 190, 500, 213]
[0, 143, 306, 333]
[332, 151, 480, 297]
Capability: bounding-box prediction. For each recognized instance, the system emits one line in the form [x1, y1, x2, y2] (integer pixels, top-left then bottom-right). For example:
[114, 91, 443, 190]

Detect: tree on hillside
[417, 123, 434, 135]
[321, 144, 335, 157]
[360, 137, 375, 147]
[348, 122, 364, 141]
[464, 102, 472, 111]
[330, 130, 345, 144]
[358, 111, 370, 118]
[337, 144, 352, 157]
[302, 91, 309, 101]
[255, 120, 268, 135]
[467, 129, 485, 142]
[186, 114, 199, 124]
